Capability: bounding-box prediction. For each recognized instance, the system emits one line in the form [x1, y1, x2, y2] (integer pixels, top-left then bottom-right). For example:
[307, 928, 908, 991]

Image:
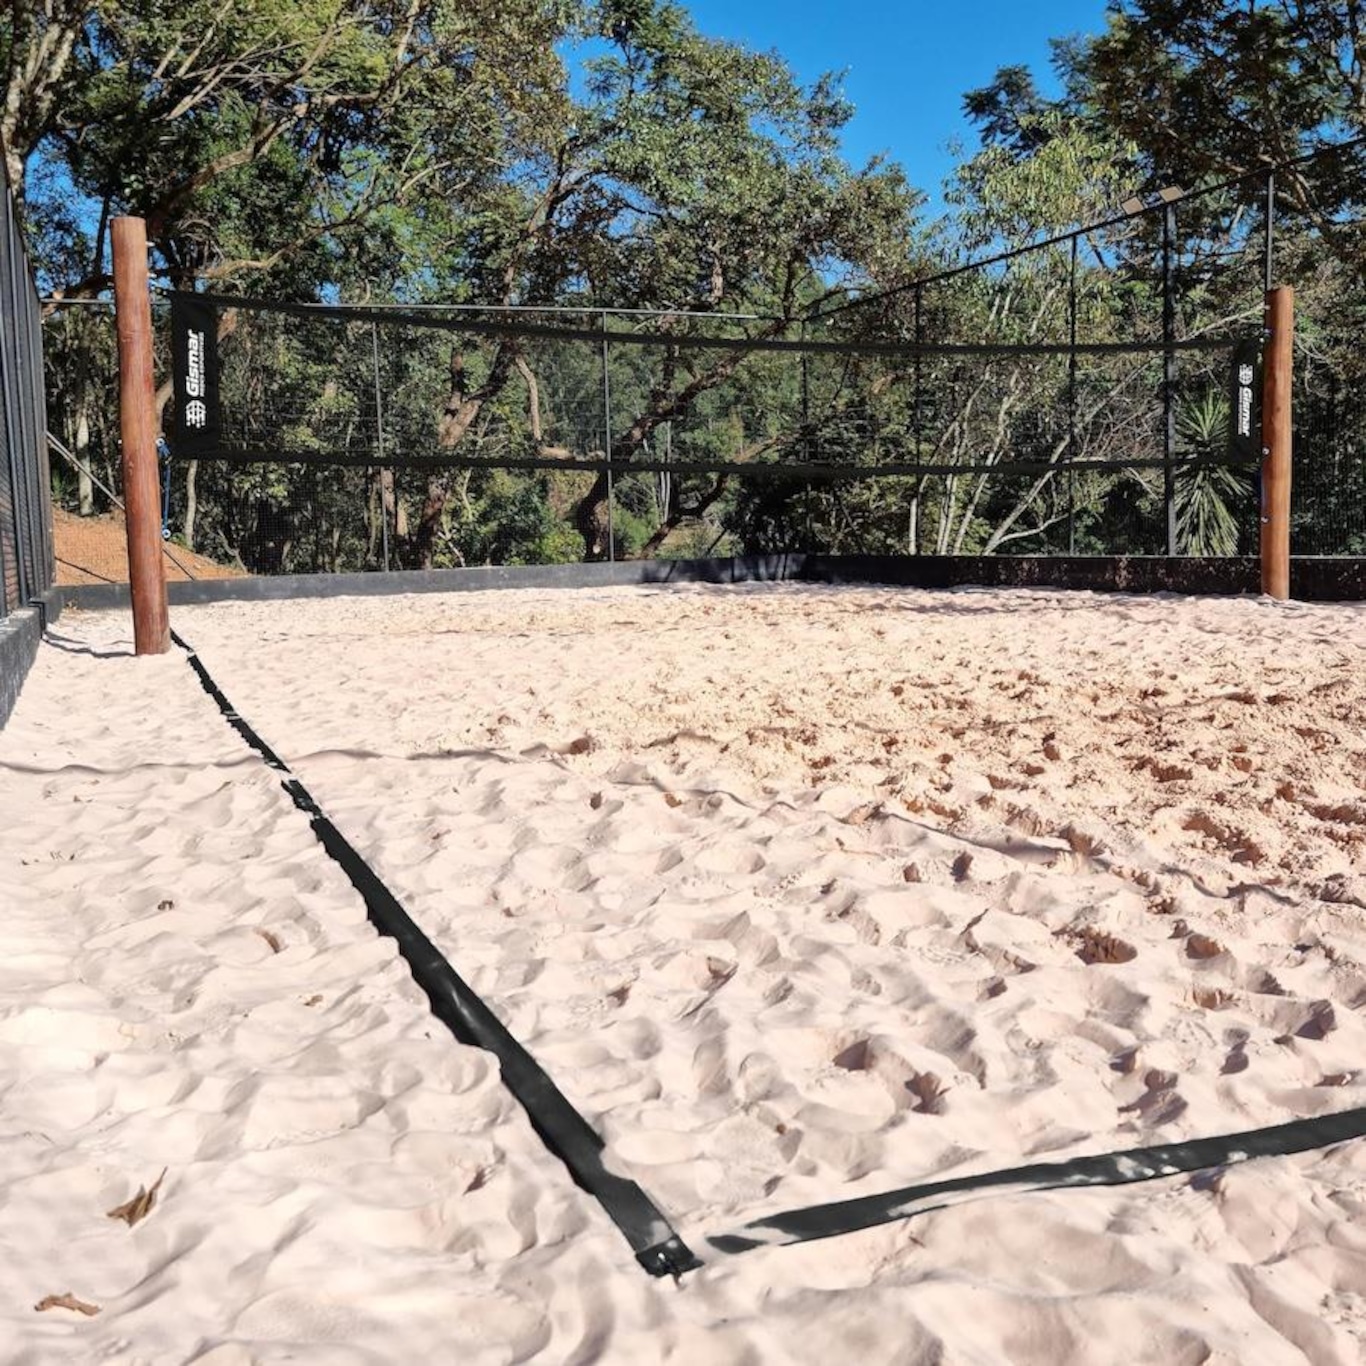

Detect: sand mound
[53, 506, 246, 585]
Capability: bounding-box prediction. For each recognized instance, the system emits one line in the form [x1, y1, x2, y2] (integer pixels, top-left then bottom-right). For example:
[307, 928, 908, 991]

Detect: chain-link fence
[1292, 323, 1366, 558]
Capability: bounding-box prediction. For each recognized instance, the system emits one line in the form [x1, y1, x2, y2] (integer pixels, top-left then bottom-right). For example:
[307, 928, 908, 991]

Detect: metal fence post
[601, 310, 615, 562]
[16, 241, 43, 596]
[0, 213, 23, 612]
[28, 300, 53, 588]
[1068, 234, 1078, 556]
[1162, 201, 1177, 556]
[1263, 170, 1276, 295]
[370, 321, 390, 572]
[3, 230, 32, 602]
[912, 284, 923, 556]
[913, 284, 923, 444]
[800, 318, 811, 551]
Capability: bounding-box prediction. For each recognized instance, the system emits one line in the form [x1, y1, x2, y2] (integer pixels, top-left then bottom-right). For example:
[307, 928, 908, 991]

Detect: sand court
[4, 582, 1366, 1362]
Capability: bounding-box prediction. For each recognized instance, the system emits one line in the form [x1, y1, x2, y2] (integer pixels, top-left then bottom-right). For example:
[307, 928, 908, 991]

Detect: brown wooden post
[111, 216, 170, 653]
[1260, 286, 1293, 600]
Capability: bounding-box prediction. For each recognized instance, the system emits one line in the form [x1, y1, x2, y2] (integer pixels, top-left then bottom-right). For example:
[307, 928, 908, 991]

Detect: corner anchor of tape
[638, 1237, 703, 1278]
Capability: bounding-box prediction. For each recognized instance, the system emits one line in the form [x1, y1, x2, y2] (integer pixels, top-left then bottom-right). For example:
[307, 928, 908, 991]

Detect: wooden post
[1260, 286, 1293, 600]
[111, 216, 170, 653]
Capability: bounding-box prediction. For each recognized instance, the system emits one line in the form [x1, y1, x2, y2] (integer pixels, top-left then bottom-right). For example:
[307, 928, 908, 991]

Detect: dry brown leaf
[1070, 927, 1138, 965]
[303, 994, 323, 1007]
[705, 957, 737, 987]
[253, 928, 283, 953]
[1185, 933, 1226, 960]
[1193, 985, 1233, 1010]
[106, 1168, 167, 1227]
[35, 1293, 100, 1316]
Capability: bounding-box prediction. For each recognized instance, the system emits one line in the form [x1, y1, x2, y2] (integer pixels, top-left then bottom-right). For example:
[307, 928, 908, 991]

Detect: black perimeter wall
[59, 554, 1366, 612]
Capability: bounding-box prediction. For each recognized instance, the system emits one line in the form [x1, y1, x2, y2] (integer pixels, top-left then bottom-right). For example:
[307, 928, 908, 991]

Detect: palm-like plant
[1176, 388, 1250, 557]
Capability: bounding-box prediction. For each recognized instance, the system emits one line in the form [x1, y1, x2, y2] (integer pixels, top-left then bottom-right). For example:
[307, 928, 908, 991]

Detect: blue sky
[682, 0, 1112, 209]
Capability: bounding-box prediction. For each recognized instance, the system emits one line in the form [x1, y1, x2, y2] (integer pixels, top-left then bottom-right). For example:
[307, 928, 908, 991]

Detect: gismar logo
[184, 330, 207, 427]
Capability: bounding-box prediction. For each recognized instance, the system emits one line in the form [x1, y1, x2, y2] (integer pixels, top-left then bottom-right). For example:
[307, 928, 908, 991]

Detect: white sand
[4, 582, 1366, 1363]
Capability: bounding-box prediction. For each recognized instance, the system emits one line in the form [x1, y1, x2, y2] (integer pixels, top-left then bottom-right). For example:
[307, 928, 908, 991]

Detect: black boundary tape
[171, 630, 700, 1278]
[708, 1105, 1366, 1255]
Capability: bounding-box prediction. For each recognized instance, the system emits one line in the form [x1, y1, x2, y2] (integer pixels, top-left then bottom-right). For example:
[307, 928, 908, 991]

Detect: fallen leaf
[35, 1293, 100, 1316]
[303, 994, 323, 1007]
[253, 928, 283, 953]
[705, 957, 736, 986]
[1066, 926, 1138, 965]
[106, 1168, 167, 1227]
[1185, 933, 1226, 960]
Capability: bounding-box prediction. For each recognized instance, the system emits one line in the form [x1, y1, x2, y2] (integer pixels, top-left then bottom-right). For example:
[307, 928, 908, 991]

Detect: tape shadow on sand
[172, 630, 1366, 1276]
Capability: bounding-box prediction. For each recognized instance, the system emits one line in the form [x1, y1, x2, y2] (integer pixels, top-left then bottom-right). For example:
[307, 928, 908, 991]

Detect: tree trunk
[184, 461, 198, 549]
[574, 470, 612, 559]
[638, 474, 729, 559]
[413, 345, 515, 567]
[569, 330, 781, 560]
[414, 473, 449, 568]
[74, 400, 93, 515]
[368, 470, 381, 563]
[516, 356, 544, 442]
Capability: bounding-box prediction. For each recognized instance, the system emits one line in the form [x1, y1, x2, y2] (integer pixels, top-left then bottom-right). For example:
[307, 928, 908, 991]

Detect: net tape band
[169, 289, 1237, 361]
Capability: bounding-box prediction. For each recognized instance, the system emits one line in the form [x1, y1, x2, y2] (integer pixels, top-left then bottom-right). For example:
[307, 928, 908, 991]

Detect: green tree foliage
[1076, 2, 1361, 182]
[5, 0, 571, 294]
[1175, 389, 1249, 557]
[24, 0, 1366, 569]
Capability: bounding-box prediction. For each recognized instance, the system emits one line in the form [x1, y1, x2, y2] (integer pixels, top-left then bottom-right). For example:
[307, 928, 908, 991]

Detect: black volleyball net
[161, 295, 1259, 576]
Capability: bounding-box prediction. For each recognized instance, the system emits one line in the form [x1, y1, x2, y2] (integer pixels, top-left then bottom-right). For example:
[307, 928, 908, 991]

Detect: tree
[1073, 1, 1366, 276]
[5, 0, 572, 298]
[402, 0, 918, 561]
